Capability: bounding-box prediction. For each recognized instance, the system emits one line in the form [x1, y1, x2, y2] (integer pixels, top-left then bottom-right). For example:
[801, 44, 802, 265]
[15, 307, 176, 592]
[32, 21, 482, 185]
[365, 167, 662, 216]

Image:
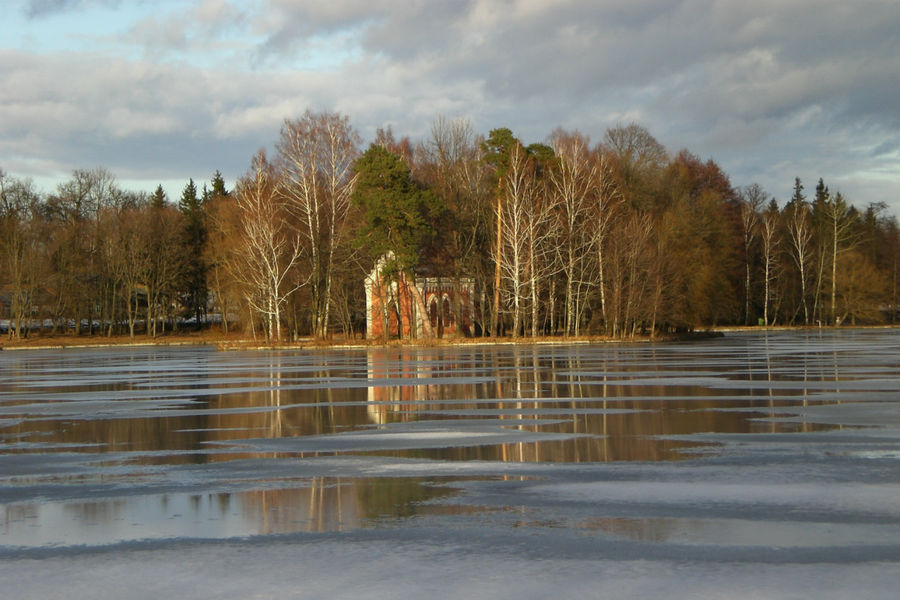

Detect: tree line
[2, 110, 898, 341]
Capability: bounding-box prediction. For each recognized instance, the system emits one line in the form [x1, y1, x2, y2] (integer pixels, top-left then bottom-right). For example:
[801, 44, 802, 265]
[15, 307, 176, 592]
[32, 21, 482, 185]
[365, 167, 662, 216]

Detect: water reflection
[0, 477, 460, 548]
[577, 516, 899, 547]
[2, 329, 899, 549]
[0, 335, 867, 466]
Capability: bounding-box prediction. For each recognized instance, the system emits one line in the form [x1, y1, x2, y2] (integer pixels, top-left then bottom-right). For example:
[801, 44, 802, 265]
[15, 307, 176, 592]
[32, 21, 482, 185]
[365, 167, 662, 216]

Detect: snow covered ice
[2, 329, 899, 598]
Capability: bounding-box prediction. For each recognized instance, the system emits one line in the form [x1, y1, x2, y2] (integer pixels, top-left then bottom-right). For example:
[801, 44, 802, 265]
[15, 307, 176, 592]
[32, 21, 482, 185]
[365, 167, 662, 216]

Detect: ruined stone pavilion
[364, 252, 477, 339]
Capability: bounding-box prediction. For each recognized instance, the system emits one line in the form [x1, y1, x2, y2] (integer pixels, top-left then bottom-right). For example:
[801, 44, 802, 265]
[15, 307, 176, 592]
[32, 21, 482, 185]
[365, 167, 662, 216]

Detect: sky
[1, 0, 899, 215]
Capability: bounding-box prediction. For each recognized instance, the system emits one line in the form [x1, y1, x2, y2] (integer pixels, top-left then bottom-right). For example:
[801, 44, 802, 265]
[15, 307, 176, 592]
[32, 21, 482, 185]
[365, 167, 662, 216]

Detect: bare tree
[109, 205, 150, 338]
[824, 192, 858, 324]
[589, 148, 623, 332]
[739, 184, 765, 324]
[760, 201, 781, 326]
[525, 171, 558, 337]
[549, 129, 596, 336]
[787, 200, 813, 324]
[603, 122, 667, 211]
[47, 167, 125, 335]
[232, 150, 306, 341]
[838, 250, 886, 325]
[495, 143, 533, 337]
[205, 193, 242, 336]
[145, 200, 185, 336]
[276, 110, 360, 338]
[0, 172, 44, 339]
[604, 208, 655, 338]
[422, 116, 488, 334]
[490, 143, 559, 338]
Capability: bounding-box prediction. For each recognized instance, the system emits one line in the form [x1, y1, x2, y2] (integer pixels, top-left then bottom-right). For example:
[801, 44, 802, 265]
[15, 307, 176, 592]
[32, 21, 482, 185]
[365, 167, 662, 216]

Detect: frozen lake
[2, 330, 899, 599]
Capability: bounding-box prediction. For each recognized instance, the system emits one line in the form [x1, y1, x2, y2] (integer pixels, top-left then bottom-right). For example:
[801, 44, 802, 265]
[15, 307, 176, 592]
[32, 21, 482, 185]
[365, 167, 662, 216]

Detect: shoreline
[0, 329, 718, 352]
[5, 325, 895, 352]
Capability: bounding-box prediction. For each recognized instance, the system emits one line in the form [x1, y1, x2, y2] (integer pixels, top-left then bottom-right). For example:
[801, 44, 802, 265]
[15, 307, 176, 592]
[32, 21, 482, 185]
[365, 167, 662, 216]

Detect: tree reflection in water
[2, 331, 874, 548]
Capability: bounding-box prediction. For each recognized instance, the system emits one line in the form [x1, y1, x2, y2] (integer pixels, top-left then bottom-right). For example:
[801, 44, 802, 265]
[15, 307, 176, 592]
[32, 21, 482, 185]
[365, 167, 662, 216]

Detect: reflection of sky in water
[577, 517, 899, 547]
[0, 478, 462, 548]
[1, 329, 899, 552]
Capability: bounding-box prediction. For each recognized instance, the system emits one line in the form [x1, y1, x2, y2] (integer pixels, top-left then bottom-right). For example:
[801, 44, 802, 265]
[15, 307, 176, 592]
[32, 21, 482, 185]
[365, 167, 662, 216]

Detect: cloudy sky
[2, 0, 899, 214]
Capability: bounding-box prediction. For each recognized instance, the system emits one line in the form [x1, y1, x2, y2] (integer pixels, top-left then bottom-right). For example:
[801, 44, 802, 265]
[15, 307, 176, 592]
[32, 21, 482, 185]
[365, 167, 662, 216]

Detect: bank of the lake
[0, 327, 747, 351]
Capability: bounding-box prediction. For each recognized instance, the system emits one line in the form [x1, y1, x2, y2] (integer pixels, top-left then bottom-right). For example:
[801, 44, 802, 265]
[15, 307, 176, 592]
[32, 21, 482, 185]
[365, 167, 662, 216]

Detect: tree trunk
[493, 183, 503, 337]
[407, 274, 434, 338]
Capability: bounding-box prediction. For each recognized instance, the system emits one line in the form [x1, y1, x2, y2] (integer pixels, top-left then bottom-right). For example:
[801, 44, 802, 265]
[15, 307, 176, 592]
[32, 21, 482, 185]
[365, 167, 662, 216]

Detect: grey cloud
[250, 0, 396, 61]
[23, 0, 82, 17]
[4, 0, 900, 214]
[23, 0, 120, 18]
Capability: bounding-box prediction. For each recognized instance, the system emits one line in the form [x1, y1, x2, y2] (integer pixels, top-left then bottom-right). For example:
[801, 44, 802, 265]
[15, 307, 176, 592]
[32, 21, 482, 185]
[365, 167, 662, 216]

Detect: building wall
[365, 262, 476, 339]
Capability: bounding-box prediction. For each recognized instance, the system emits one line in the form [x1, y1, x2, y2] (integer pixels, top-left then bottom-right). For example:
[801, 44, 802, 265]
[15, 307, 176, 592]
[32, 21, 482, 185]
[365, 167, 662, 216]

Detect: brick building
[364, 253, 477, 339]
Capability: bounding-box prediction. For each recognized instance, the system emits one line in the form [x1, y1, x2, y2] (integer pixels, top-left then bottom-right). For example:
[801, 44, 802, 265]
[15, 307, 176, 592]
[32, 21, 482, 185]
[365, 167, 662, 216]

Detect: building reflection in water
[359, 343, 829, 464]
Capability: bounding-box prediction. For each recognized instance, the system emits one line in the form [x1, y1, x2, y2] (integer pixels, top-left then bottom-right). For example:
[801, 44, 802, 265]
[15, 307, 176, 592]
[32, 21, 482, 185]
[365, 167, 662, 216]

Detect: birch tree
[589, 148, 623, 332]
[277, 110, 361, 338]
[482, 128, 518, 336]
[524, 144, 558, 337]
[787, 197, 813, 324]
[497, 143, 532, 337]
[824, 191, 858, 324]
[232, 150, 305, 341]
[760, 199, 781, 326]
[549, 129, 596, 336]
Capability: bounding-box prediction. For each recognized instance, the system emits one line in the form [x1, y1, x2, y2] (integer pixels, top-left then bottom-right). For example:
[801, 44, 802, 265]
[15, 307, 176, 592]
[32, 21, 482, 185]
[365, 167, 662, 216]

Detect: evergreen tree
[811, 177, 831, 321]
[788, 177, 805, 208]
[352, 144, 443, 338]
[209, 170, 229, 199]
[352, 145, 442, 269]
[179, 178, 207, 328]
[481, 128, 518, 182]
[814, 177, 830, 209]
[151, 184, 167, 209]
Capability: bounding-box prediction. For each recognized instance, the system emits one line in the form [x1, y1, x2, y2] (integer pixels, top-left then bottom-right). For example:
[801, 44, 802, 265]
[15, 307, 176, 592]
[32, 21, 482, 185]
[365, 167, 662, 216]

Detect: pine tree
[481, 128, 519, 336]
[352, 144, 443, 338]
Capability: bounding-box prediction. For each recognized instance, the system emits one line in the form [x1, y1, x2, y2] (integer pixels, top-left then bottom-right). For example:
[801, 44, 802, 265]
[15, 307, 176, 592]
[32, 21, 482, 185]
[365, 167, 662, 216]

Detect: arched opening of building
[428, 297, 439, 330]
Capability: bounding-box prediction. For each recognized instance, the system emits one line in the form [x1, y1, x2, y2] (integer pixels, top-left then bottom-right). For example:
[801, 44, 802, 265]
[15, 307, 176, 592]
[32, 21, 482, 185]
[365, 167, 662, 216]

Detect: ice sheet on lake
[3, 329, 900, 598]
[3, 537, 898, 600]
[209, 419, 586, 454]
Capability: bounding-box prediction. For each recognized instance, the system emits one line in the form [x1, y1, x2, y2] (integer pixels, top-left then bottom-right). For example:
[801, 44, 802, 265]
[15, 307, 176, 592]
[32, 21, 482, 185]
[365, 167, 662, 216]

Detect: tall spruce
[179, 178, 207, 328]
